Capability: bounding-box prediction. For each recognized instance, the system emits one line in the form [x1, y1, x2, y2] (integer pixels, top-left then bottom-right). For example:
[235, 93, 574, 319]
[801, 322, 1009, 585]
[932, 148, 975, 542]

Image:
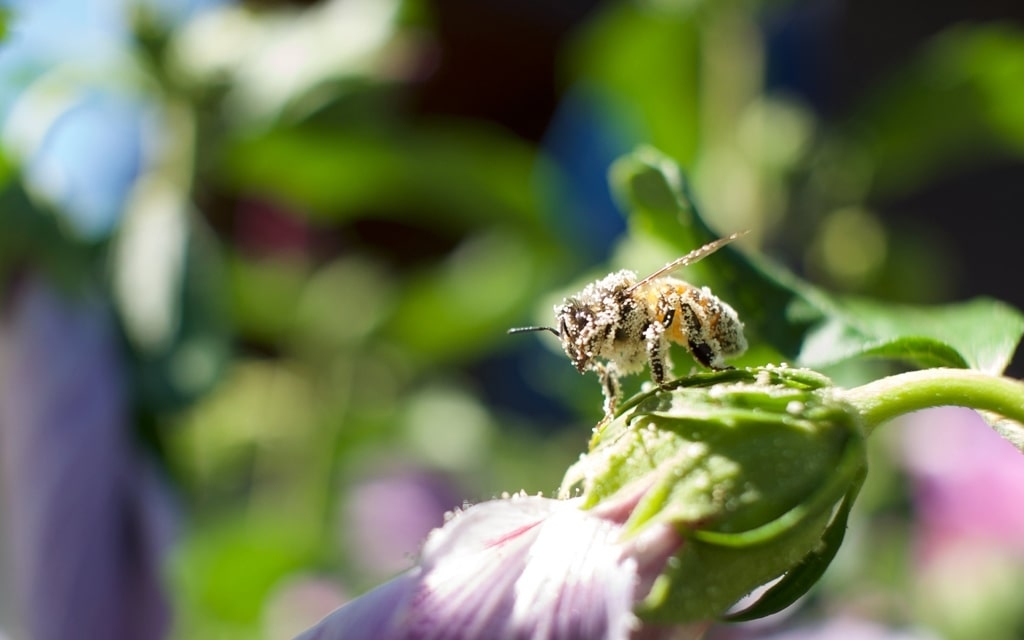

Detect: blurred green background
[2, 1, 1024, 639]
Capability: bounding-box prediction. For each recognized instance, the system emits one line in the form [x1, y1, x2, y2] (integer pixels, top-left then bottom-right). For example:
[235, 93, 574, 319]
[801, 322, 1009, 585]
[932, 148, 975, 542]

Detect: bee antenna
[508, 325, 560, 337]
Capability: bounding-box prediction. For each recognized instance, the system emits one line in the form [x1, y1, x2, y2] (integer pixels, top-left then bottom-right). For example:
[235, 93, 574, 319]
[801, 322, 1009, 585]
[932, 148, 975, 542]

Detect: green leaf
[608, 147, 822, 362]
[0, 8, 10, 42]
[608, 145, 702, 240]
[567, 367, 868, 624]
[609, 146, 1024, 378]
[387, 230, 545, 362]
[222, 123, 550, 233]
[838, 24, 1024, 197]
[566, 4, 701, 164]
[171, 512, 317, 632]
[0, 180, 99, 292]
[799, 297, 1024, 375]
[565, 369, 862, 534]
[724, 470, 865, 622]
[641, 515, 834, 624]
[226, 252, 310, 344]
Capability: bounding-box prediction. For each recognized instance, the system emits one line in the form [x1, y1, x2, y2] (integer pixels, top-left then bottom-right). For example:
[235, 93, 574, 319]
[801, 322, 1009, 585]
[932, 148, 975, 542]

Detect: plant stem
[841, 368, 1024, 436]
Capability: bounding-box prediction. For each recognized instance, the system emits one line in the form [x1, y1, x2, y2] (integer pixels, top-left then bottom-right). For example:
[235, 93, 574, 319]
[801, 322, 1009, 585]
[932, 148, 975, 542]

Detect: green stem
[841, 368, 1024, 436]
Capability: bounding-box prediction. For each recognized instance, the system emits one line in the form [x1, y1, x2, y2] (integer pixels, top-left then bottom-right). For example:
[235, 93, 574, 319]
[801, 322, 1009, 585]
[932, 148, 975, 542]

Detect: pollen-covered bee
[510, 233, 748, 417]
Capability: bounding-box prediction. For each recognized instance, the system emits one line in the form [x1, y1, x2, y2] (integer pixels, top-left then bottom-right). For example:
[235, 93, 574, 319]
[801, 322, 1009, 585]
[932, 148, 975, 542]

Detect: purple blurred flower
[234, 198, 314, 259]
[299, 493, 696, 640]
[0, 277, 173, 640]
[342, 468, 461, 580]
[900, 407, 1024, 560]
[265, 575, 350, 639]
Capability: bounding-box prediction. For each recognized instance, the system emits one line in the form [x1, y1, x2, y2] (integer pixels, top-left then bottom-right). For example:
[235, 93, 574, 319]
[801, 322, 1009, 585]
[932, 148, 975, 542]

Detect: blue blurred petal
[540, 86, 634, 263]
[0, 277, 172, 640]
[24, 89, 147, 240]
[3, 0, 128, 66]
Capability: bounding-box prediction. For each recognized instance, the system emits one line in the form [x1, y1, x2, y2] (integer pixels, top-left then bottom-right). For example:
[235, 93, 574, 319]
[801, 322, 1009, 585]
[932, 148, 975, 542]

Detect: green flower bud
[560, 366, 867, 624]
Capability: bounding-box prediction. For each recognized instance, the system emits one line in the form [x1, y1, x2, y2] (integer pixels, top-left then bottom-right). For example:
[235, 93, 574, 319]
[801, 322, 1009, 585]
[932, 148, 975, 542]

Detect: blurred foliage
[2, 0, 1024, 639]
[847, 24, 1024, 197]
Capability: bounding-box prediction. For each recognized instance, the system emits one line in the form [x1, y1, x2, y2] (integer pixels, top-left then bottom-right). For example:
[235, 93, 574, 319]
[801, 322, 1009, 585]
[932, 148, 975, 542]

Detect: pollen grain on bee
[510, 235, 749, 418]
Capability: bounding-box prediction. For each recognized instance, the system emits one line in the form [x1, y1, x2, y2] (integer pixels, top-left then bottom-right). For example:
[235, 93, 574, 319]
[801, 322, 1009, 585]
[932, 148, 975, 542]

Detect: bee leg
[594, 362, 620, 417]
[644, 322, 671, 388]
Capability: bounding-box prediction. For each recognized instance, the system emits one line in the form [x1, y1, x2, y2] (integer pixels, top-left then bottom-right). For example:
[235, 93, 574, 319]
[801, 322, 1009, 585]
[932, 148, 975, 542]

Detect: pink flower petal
[299, 494, 681, 639]
[900, 407, 1024, 557]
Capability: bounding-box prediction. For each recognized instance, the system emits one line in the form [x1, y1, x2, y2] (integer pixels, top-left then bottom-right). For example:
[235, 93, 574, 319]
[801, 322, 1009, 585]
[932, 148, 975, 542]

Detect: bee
[510, 232, 748, 417]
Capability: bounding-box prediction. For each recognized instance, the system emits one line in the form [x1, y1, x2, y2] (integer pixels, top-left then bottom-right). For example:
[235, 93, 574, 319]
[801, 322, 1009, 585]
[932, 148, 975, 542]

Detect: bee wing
[628, 230, 748, 292]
